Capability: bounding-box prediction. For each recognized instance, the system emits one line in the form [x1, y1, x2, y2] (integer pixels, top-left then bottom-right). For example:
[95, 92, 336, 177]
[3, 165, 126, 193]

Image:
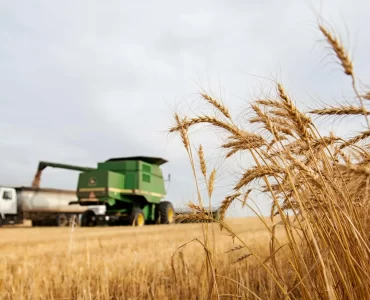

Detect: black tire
[157, 201, 175, 224]
[80, 210, 96, 227]
[129, 207, 145, 227]
[31, 220, 40, 227]
[56, 214, 68, 227]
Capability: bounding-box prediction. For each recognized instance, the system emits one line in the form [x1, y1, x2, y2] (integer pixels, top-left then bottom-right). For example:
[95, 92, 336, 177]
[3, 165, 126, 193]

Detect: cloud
[0, 0, 369, 217]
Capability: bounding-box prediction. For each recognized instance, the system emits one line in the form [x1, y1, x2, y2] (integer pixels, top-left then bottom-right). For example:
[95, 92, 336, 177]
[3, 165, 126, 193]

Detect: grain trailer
[0, 186, 87, 227]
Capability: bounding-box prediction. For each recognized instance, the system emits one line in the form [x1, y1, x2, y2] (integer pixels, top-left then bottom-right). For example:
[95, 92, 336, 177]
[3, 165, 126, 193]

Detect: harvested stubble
[169, 21, 370, 300]
[0, 218, 288, 300]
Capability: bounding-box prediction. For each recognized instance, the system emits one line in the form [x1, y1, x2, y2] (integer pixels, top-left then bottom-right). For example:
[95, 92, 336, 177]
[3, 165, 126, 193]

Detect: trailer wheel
[130, 207, 145, 227]
[56, 214, 68, 227]
[80, 210, 96, 227]
[158, 201, 175, 224]
[31, 220, 40, 227]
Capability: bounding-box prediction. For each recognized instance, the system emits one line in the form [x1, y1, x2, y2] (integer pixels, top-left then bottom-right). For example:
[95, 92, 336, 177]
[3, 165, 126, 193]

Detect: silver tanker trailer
[0, 185, 88, 227]
[0, 160, 98, 227]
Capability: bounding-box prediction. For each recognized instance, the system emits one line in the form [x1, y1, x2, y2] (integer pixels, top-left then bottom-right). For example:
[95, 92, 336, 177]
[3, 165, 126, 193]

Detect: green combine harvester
[31, 156, 175, 227]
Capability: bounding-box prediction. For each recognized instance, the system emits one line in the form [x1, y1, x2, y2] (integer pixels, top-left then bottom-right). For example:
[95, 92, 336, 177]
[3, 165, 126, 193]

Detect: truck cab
[0, 187, 21, 226]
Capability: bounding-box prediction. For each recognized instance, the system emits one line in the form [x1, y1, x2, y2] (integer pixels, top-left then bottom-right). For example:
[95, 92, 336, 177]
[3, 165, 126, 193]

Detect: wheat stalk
[175, 213, 214, 223]
[200, 93, 231, 119]
[363, 92, 370, 100]
[340, 130, 370, 150]
[188, 201, 207, 213]
[309, 106, 370, 116]
[199, 145, 207, 179]
[318, 25, 353, 76]
[208, 168, 216, 198]
[218, 193, 241, 224]
[174, 114, 190, 150]
[234, 165, 284, 191]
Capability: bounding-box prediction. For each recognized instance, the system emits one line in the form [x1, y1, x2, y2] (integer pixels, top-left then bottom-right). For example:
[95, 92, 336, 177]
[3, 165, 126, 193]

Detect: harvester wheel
[80, 210, 96, 227]
[130, 207, 145, 227]
[158, 201, 175, 224]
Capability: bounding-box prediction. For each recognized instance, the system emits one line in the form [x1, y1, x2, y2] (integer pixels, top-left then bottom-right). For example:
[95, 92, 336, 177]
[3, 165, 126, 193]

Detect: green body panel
[77, 170, 126, 201]
[93, 159, 167, 204]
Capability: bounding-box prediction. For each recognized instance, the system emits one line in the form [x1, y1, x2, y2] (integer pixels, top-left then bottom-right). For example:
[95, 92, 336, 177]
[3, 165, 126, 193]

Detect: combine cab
[32, 156, 175, 227]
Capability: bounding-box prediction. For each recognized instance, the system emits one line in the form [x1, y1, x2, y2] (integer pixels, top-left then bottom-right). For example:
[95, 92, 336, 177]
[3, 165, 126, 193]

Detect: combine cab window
[142, 163, 151, 183]
[142, 164, 151, 173]
[142, 174, 151, 183]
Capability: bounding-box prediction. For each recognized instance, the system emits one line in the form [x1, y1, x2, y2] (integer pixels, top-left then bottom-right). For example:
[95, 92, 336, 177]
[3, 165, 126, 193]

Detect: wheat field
[0, 217, 287, 300]
[2, 16, 370, 300]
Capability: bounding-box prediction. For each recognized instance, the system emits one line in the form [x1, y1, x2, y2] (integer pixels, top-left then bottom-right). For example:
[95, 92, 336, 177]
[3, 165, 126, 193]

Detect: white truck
[0, 185, 88, 227]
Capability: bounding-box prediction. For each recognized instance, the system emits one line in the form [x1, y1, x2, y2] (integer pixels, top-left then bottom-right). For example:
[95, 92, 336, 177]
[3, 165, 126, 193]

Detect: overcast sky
[1, 0, 369, 217]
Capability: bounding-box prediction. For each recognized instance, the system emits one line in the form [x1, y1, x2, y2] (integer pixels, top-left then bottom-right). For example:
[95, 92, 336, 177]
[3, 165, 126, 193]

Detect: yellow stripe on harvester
[79, 187, 105, 192]
[108, 187, 133, 193]
[78, 187, 165, 198]
[79, 198, 99, 202]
